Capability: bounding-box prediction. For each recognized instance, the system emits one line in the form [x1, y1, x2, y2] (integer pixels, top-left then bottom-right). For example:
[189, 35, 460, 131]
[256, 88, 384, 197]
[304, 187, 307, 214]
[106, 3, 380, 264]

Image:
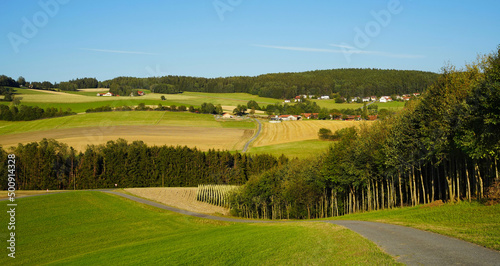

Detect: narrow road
[242, 118, 262, 152]
[106, 191, 500, 265]
[327, 220, 500, 266]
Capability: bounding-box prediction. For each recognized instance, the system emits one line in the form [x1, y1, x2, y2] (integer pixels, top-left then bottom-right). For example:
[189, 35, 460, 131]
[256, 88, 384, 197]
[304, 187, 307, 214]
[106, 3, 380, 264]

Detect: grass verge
[0, 191, 399, 265]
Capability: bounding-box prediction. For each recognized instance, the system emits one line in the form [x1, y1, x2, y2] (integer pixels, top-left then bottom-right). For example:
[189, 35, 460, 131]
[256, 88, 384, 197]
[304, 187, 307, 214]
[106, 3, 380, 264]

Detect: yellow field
[252, 120, 364, 147]
[0, 125, 253, 152]
[124, 187, 230, 215]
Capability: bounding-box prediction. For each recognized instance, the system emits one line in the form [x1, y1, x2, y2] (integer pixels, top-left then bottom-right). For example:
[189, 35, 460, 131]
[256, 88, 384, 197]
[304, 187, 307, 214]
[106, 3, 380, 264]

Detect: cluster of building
[283, 93, 421, 103]
[283, 95, 330, 103]
[269, 113, 378, 122]
[351, 93, 420, 103]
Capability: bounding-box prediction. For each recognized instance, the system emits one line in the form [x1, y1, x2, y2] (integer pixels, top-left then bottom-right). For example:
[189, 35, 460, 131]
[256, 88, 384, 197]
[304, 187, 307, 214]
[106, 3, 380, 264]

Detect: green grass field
[247, 139, 333, 159]
[2, 88, 284, 113]
[0, 111, 255, 136]
[330, 201, 500, 251]
[3, 88, 407, 113]
[0, 192, 398, 265]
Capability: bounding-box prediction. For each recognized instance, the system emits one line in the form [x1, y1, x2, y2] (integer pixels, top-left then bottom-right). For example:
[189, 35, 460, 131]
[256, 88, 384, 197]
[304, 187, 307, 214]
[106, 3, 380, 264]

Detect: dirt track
[0, 125, 251, 151]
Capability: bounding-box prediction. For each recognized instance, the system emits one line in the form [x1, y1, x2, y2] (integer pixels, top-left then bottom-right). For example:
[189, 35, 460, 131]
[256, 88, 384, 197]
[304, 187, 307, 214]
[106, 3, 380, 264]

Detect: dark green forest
[229, 47, 500, 219]
[0, 139, 287, 190]
[2, 69, 437, 100]
[102, 69, 437, 99]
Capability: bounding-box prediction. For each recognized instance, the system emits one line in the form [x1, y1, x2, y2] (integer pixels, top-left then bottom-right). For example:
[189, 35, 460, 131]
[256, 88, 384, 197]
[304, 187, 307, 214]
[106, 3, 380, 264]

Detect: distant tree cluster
[0, 75, 19, 87]
[0, 139, 288, 190]
[0, 105, 74, 121]
[58, 77, 98, 91]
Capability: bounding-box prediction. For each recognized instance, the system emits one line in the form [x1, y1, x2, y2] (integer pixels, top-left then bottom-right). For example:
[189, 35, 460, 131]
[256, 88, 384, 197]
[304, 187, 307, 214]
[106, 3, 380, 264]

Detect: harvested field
[0, 125, 252, 151]
[124, 187, 230, 215]
[78, 88, 110, 92]
[252, 120, 363, 147]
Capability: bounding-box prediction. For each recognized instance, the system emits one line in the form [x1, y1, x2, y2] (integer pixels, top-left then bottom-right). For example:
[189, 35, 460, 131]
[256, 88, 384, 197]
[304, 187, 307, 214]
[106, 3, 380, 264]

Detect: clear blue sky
[1, 0, 499, 83]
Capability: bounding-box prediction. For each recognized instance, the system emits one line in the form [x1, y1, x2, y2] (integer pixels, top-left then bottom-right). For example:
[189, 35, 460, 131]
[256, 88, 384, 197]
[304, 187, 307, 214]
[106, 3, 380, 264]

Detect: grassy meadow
[0, 191, 399, 265]
[247, 139, 333, 159]
[330, 201, 500, 251]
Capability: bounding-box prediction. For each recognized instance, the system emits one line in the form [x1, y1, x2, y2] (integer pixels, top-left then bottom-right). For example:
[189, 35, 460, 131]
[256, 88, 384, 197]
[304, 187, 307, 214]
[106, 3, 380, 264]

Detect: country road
[242, 118, 262, 152]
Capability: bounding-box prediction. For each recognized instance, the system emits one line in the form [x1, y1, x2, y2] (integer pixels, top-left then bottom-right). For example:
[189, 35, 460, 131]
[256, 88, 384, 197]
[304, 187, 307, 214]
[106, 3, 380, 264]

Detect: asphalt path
[242, 118, 262, 152]
[9, 190, 500, 265]
[327, 220, 500, 266]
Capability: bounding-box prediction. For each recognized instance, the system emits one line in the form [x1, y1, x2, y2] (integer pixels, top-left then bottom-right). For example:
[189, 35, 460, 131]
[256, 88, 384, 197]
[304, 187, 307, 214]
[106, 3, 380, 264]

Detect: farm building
[319, 95, 330, 100]
[137, 91, 145, 96]
[362, 97, 370, 102]
[278, 115, 299, 121]
[301, 113, 319, 119]
[97, 92, 114, 97]
[222, 113, 233, 119]
[284, 99, 291, 103]
[379, 96, 393, 103]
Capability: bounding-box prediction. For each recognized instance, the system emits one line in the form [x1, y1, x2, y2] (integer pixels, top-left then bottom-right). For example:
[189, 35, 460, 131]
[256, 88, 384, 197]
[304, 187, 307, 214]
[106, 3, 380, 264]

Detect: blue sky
[1, 0, 499, 83]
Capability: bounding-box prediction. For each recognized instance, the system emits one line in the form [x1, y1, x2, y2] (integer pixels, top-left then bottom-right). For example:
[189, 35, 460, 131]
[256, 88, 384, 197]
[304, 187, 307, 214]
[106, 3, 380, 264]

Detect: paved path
[106, 191, 500, 265]
[327, 220, 500, 266]
[242, 118, 262, 152]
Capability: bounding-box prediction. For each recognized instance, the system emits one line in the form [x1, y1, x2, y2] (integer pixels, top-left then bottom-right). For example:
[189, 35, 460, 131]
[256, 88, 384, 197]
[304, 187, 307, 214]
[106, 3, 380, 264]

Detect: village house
[351, 97, 359, 102]
[222, 113, 233, 119]
[371, 96, 377, 101]
[278, 115, 300, 121]
[301, 113, 319, 119]
[294, 96, 302, 102]
[319, 95, 330, 100]
[379, 96, 393, 103]
[97, 92, 114, 97]
[362, 97, 370, 102]
[137, 91, 145, 96]
[284, 99, 291, 103]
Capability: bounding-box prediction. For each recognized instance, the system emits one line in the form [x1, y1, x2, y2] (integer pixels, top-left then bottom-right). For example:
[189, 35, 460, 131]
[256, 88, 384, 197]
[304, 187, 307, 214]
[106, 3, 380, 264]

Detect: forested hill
[101, 69, 438, 99]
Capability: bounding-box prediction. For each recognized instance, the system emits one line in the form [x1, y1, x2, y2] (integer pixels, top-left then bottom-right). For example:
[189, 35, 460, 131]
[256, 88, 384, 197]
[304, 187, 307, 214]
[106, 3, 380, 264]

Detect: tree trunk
[398, 171, 403, 207]
[475, 162, 484, 199]
[368, 180, 372, 211]
[419, 165, 427, 205]
[381, 179, 385, 209]
[445, 160, 454, 202]
[465, 159, 471, 202]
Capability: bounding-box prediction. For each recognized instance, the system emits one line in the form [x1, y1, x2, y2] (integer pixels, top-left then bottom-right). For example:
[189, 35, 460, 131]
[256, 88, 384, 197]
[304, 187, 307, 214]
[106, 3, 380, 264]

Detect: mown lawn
[247, 139, 333, 159]
[0, 111, 255, 136]
[331, 201, 500, 251]
[0, 192, 399, 265]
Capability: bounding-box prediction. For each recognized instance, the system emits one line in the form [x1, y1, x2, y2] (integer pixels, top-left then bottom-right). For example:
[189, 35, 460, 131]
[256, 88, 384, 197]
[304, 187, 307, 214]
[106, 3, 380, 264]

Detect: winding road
[242, 118, 262, 152]
[106, 191, 500, 266]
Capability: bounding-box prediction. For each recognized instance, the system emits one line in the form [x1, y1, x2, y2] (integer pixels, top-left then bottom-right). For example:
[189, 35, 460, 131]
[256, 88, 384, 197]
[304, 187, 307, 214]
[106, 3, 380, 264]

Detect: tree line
[0, 105, 74, 121]
[0, 139, 288, 190]
[99, 69, 437, 99]
[229, 47, 500, 219]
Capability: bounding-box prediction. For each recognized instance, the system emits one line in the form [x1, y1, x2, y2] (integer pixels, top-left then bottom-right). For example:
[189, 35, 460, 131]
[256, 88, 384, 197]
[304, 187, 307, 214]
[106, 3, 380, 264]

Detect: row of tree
[0, 105, 74, 121]
[0, 139, 288, 190]
[229, 47, 500, 219]
[99, 69, 437, 99]
[58, 78, 99, 91]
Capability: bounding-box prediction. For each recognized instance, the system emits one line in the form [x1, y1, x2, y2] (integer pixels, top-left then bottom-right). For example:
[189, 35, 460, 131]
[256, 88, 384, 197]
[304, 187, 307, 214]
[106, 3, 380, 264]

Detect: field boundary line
[155, 111, 167, 125]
